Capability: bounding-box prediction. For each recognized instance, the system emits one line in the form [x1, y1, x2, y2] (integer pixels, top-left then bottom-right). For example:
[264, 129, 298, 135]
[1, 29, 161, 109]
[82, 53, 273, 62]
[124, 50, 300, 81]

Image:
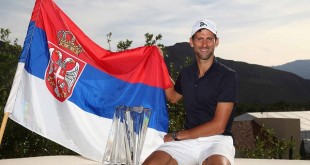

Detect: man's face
[190, 29, 219, 61]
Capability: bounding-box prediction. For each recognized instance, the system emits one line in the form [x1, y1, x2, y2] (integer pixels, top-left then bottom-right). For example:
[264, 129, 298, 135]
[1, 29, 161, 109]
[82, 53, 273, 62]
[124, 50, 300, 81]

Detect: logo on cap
[200, 22, 207, 27]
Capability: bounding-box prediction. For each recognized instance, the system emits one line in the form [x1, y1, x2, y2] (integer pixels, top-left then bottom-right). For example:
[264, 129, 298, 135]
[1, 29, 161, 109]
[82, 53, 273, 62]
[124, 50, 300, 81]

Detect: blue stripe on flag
[72, 65, 168, 132]
[20, 22, 169, 132]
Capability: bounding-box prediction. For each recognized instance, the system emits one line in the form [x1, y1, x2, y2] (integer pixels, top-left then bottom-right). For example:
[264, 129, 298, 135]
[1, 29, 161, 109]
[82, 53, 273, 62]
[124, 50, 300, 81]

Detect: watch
[171, 131, 180, 141]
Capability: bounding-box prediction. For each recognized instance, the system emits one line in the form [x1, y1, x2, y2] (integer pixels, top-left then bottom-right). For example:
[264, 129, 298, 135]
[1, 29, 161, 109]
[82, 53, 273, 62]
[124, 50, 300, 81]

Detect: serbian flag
[4, 0, 172, 162]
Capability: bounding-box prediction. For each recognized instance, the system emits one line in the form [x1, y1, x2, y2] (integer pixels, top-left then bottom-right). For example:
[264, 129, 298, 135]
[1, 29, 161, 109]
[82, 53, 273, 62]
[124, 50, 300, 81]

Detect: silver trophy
[103, 106, 151, 165]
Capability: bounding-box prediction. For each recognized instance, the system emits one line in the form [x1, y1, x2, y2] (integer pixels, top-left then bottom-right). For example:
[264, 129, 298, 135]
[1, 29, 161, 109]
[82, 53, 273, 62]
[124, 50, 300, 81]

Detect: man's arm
[165, 78, 182, 103]
[164, 102, 234, 142]
[165, 86, 182, 103]
[156, 46, 182, 103]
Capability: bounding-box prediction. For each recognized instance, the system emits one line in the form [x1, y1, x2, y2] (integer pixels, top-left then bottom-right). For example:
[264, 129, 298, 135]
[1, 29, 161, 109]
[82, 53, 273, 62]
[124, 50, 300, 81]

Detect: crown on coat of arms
[57, 30, 83, 55]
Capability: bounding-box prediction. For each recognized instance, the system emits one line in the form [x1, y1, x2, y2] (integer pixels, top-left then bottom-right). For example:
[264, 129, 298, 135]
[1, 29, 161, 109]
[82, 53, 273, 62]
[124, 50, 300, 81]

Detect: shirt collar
[192, 56, 219, 78]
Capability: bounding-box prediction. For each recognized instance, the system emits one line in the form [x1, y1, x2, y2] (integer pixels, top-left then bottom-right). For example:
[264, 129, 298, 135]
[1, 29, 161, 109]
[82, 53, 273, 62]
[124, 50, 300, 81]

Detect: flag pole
[0, 112, 9, 144]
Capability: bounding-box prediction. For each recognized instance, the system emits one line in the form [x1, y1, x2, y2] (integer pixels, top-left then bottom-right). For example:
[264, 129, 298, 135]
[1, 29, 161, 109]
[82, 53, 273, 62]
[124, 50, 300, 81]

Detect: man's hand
[163, 133, 174, 142]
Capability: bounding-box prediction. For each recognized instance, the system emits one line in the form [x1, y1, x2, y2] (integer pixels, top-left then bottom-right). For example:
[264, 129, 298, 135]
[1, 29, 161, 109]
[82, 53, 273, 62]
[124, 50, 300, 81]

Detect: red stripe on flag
[28, 0, 172, 89]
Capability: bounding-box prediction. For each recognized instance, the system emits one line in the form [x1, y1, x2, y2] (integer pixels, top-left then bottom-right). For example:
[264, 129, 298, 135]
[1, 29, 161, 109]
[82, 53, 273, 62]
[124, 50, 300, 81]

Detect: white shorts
[156, 135, 235, 165]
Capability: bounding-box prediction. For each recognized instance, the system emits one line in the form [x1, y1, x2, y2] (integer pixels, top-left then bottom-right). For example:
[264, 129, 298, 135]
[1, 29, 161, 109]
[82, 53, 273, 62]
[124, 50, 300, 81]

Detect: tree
[0, 28, 76, 159]
[0, 28, 21, 113]
[116, 33, 164, 52]
[105, 32, 112, 50]
[117, 39, 133, 51]
[0, 28, 11, 43]
[240, 125, 296, 159]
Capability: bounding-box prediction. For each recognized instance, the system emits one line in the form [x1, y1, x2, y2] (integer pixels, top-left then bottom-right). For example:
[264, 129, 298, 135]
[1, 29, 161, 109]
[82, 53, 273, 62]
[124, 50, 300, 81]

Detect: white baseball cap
[191, 19, 217, 37]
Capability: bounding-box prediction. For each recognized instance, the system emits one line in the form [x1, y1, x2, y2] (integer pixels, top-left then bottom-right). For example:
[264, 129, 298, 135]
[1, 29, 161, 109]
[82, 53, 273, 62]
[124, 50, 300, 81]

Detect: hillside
[272, 60, 310, 80]
[165, 42, 310, 104]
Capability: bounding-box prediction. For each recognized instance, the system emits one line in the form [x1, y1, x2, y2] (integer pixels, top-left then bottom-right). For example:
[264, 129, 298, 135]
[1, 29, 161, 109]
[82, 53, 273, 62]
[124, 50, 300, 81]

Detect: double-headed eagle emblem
[46, 47, 80, 101]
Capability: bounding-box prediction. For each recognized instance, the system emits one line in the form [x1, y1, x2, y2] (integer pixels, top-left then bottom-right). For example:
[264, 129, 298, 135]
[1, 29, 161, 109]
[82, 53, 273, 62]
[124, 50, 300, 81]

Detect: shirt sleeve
[218, 70, 238, 103]
[174, 71, 182, 95]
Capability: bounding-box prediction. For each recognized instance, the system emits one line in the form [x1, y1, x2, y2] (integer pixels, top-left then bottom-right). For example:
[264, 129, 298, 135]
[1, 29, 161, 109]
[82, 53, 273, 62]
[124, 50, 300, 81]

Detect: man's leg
[199, 135, 235, 165]
[142, 150, 178, 165]
[202, 155, 231, 165]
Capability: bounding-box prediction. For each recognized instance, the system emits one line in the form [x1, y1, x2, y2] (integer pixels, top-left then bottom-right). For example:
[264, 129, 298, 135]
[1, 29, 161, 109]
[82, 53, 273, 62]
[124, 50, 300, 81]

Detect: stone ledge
[0, 156, 309, 165]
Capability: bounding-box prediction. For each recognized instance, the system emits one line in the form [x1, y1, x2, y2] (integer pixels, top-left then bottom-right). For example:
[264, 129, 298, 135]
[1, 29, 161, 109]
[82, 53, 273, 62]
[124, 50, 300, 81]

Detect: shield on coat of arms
[45, 45, 85, 102]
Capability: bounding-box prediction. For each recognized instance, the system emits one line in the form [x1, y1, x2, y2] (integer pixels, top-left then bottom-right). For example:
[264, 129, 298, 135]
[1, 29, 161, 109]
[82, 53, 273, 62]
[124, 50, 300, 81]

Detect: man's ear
[215, 38, 219, 47]
[189, 38, 194, 47]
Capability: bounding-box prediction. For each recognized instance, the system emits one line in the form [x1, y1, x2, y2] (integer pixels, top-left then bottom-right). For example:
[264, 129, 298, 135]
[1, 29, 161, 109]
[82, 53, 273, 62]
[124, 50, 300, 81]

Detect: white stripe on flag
[5, 64, 166, 162]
